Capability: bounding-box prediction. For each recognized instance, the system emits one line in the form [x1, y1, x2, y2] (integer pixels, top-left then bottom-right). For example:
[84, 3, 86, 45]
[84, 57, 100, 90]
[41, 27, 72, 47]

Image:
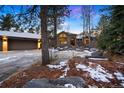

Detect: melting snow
[121, 83, 124, 87]
[116, 62, 124, 65]
[49, 48, 58, 53]
[47, 60, 68, 69]
[114, 72, 124, 80]
[47, 60, 70, 78]
[88, 85, 98, 88]
[59, 66, 70, 78]
[50, 49, 94, 59]
[76, 63, 113, 82]
[64, 84, 76, 88]
[0, 56, 17, 61]
[114, 71, 124, 87]
[82, 50, 93, 56]
[88, 58, 108, 61]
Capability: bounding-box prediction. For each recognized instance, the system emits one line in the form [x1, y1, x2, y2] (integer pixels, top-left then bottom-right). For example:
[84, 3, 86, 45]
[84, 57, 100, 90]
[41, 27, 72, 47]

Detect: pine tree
[0, 13, 17, 31]
[48, 6, 70, 48]
[98, 6, 124, 54]
[109, 6, 124, 54]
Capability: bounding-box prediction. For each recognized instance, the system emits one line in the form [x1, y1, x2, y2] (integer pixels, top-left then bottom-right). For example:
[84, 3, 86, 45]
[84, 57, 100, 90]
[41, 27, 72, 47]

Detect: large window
[59, 33, 67, 44]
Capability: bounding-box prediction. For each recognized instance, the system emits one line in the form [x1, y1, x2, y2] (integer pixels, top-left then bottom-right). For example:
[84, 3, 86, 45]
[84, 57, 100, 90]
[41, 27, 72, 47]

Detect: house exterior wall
[8, 38, 38, 51]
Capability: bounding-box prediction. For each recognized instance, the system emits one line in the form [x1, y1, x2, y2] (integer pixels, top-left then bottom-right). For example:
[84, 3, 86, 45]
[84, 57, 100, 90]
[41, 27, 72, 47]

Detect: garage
[0, 31, 41, 52]
[8, 38, 38, 50]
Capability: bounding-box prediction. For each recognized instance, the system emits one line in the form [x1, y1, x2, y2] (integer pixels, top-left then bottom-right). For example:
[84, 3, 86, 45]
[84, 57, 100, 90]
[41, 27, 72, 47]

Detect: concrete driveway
[0, 50, 41, 82]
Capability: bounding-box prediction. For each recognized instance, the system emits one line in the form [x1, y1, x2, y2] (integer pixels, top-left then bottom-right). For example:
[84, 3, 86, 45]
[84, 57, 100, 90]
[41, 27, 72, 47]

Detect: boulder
[91, 51, 103, 57]
[23, 76, 87, 88]
[49, 76, 87, 88]
[23, 78, 63, 88]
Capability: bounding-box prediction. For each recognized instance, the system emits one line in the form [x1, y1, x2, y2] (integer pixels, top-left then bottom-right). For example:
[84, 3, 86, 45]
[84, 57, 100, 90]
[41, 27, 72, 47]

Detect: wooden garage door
[8, 38, 37, 51]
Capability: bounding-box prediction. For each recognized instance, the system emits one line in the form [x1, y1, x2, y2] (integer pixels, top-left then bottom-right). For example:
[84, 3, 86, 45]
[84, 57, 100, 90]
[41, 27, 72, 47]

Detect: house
[57, 30, 101, 48]
[0, 30, 101, 52]
[0, 31, 41, 52]
[57, 31, 77, 47]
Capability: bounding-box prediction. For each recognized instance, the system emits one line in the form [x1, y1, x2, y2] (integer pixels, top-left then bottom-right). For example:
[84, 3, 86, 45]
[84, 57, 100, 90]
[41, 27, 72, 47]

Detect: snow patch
[0, 56, 17, 61]
[49, 48, 58, 53]
[121, 82, 124, 87]
[47, 60, 69, 78]
[59, 66, 70, 78]
[83, 50, 93, 54]
[88, 58, 108, 61]
[88, 85, 98, 88]
[0, 30, 40, 39]
[64, 84, 76, 88]
[116, 62, 124, 65]
[114, 72, 124, 87]
[76, 64, 113, 82]
[50, 49, 94, 59]
[47, 60, 68, 69]
[114, 72, 124, 80]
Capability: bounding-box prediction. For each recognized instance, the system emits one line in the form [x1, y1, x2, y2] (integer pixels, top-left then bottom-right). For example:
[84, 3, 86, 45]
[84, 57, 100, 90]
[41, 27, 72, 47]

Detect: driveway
[0, 50, 41, 82]
[0, 49, 93, 83]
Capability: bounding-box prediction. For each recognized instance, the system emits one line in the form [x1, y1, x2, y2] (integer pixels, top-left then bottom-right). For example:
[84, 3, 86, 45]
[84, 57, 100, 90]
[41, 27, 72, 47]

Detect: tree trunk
[40, 6, 50, 65]
[53, 16, 57, 48]
[53, 7, 58, 49]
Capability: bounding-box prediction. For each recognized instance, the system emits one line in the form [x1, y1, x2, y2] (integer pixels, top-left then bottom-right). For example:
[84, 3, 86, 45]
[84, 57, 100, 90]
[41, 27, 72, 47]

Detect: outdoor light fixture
[2, 36, 8, 53]
[38, 39, 41, 49]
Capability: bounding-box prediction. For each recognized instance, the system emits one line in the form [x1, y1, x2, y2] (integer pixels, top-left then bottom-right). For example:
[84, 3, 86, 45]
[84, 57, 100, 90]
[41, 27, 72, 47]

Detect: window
[59, 33, 67, 44]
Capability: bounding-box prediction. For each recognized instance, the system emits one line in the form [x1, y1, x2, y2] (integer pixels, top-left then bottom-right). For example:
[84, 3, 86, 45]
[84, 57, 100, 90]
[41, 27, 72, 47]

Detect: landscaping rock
[91, 51, 103, 57]
[85, 51, 109, 61]
[50, 76, 87, 88]
[23, 76, 87, 88]
[23, 78, 64, 88]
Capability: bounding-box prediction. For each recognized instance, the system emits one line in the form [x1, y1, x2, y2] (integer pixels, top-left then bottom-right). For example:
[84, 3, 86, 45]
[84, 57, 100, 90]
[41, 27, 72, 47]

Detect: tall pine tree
[98, 6, 124, 54]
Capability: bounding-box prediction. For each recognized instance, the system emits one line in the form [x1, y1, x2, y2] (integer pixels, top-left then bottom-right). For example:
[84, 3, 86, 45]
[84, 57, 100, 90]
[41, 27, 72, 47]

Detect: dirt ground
[0, 56, 124, 88]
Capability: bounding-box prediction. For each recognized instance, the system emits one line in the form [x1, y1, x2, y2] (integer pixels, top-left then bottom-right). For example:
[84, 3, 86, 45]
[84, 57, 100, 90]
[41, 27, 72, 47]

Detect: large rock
[23, 76, 87, 88]
[23, 78, 63, 88]
[50, 76, 87, 88]
[91, 51, 103, 57]
[85, 50, 109, 61]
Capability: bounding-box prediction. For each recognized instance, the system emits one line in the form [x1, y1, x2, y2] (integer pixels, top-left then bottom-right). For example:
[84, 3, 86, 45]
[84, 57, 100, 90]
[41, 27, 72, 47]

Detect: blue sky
[59, 5, 109, 34]
[0, 5, 110, 34]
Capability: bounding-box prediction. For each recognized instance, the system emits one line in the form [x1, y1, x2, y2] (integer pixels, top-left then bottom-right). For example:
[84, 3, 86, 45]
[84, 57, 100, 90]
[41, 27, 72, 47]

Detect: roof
[0, 31, 41, 39]
[58, 31, 77, 36]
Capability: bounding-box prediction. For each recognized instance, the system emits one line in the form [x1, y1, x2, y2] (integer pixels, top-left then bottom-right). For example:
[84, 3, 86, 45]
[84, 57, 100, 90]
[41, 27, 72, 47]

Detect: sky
[59, 5, 109, 34]
[0, 5, 109, 34]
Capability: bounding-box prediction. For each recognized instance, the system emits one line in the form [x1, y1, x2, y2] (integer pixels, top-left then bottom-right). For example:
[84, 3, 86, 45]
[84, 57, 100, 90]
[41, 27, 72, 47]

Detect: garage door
[8, 38, 37, 51]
